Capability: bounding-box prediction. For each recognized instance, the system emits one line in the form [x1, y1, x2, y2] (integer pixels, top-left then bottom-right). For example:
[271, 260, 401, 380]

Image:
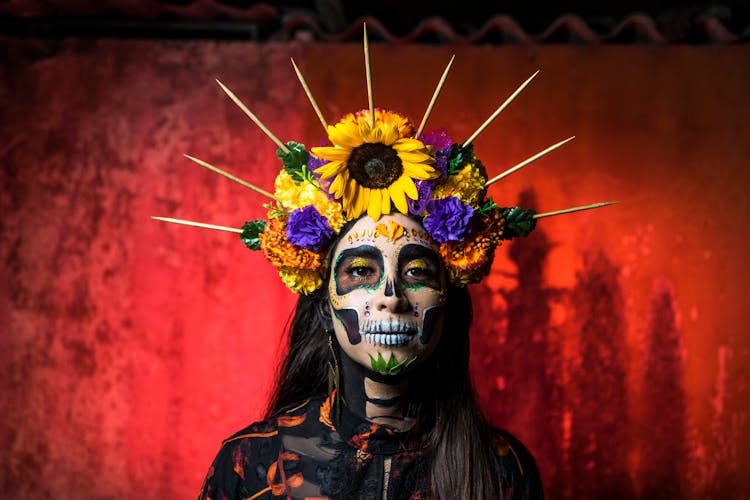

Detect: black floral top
[198, 393, 541, 500]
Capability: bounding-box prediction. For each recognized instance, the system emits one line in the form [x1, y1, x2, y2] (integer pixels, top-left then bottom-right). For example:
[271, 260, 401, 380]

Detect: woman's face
[328, 213, 446, 375]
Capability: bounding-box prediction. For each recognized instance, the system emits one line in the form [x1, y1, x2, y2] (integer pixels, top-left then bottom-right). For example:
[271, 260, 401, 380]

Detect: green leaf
[369, 352, 385, 372]
[239, 219, 266, 250]
[498, 206, 537, 240]
[369, 352, 417, 376]
[276, 141, 310, 183]
[477, 197, 499, 214]
[447, 143, 475, 175]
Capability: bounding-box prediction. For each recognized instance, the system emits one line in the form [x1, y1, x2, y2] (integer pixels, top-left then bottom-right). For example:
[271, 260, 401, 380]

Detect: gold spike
[416, 55, 455, 139]
[215, 79, 290, 154]
[291, 57, 328, 133]
[462, 70, 540, 148]
[363, 23, 375, 128]
[151, 216, 243, 234]
[485, 136, 575, 187]
[184, 154, 278, 201]
[533, 201, 619, 219]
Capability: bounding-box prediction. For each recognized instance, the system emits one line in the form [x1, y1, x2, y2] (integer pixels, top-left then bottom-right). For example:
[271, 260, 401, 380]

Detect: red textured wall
[1, 38, 748, 498]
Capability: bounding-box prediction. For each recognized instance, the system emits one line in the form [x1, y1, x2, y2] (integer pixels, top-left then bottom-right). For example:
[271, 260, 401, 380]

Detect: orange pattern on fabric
[277, 413, 306, 427]
[265, 451, 304, 496]
[319, 391, 335, 430]
[222, 430, 278, 445]
[197, 466, 216, 500]
[349, 424, 380, 453]
[233, 460, 245, 481]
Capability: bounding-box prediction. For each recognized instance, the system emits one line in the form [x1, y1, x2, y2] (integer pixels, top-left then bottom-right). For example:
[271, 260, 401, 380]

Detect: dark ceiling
[0, 0, 748, 43]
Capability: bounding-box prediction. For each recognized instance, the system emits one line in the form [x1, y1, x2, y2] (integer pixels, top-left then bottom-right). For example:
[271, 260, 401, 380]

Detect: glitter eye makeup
[398, 244, 442, 290]
[334, 246, 384, 295]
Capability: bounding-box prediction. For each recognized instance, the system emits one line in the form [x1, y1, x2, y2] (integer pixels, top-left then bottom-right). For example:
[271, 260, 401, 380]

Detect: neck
[337, 347, 413, 430]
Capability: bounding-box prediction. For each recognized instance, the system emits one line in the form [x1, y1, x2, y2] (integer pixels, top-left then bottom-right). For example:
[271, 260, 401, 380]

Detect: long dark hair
[265, 279, 522, 499]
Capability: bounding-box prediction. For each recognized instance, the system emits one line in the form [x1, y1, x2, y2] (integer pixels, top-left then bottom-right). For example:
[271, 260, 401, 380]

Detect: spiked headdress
[155, 26, 615, 294]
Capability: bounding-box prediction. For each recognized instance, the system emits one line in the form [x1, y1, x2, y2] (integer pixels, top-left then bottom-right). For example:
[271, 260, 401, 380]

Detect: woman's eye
[404, 265, 434, 279]
[334, 252, 382, 293]
[349, 266, 374, 279]
[404, 267, 422, 277]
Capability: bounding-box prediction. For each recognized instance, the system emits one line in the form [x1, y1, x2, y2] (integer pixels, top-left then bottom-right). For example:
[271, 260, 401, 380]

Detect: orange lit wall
[1, 39, 748, 498]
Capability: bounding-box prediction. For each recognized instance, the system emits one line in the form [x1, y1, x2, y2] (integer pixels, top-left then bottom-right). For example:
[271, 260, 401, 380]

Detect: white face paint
[328, 213, 446, 374]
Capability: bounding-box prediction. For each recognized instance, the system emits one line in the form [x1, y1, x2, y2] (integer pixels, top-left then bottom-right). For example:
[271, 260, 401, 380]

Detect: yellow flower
[279, 267, 323, 295]
[432, 160, 488, 207]
[259, 215, 327, 294]
[273, 171, 345, 232]
[312, 110, 438, 221]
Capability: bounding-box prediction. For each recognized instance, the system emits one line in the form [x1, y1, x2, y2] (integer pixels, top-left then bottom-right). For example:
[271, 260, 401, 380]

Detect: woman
[198, 212, 544, 499]
[162, 48, 606, 496]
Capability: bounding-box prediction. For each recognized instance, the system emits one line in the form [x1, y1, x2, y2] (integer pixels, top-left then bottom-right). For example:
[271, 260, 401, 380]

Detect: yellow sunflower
[311, 110, 438, 221]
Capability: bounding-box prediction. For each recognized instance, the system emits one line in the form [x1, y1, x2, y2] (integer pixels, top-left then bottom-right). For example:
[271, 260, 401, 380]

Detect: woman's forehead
[335, 214, 438, 257]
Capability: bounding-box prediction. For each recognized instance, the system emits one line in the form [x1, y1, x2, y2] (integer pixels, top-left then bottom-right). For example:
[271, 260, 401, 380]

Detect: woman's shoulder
[221, 416, 279, 446]
[487, 427, 534, 470]
[198, 399, 321, 500]
[221, 398, 320, 446]
[488, 426, 545, 500]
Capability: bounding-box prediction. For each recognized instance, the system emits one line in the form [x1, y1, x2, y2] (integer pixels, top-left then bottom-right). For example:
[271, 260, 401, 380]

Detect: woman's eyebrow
[334, 245, 383, 272]
[398, 244, 440, 266]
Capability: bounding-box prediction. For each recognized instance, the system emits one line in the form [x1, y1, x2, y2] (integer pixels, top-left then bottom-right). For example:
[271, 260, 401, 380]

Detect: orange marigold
[439, 210, 505, 285]
[259, 215, 322, 271]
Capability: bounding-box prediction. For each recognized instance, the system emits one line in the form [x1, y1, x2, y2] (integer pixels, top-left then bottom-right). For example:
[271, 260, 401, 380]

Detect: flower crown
[154, 27, 614, 294]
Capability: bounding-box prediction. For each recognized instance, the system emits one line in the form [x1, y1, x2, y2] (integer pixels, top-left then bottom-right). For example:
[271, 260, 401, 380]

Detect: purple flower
[433, 151, 449, 179]
[286, 206, 334, 251]
[421, 128, 452, 151]
[420, 128, 452, 179]
[408, 180, 434, 215]
[308, 153, 328, 173]
[423, 196, 474, 243]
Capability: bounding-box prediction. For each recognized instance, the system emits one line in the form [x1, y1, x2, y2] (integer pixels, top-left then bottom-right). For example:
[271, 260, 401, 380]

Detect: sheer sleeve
[198, 441, 242, 500]
[197, 421, 281, 500]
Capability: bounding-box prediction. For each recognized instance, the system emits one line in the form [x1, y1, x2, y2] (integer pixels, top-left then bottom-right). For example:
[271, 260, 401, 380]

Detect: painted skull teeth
[360, 319, 418, 347]
[362, 332, 414, 347]
[361, 318, 418, 334]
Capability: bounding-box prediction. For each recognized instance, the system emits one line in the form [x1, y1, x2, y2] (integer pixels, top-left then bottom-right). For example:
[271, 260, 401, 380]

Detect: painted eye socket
[335, 255, 382, 293]
[402, 259, 438, 283]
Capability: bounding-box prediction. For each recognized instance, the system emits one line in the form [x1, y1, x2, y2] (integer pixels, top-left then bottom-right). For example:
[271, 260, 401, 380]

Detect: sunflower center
[364, 158, 385, 178]
[348, 143, 402, 189]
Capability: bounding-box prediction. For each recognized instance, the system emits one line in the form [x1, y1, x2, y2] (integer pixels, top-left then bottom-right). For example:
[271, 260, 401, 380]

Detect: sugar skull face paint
[328, 213, 446, 374]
